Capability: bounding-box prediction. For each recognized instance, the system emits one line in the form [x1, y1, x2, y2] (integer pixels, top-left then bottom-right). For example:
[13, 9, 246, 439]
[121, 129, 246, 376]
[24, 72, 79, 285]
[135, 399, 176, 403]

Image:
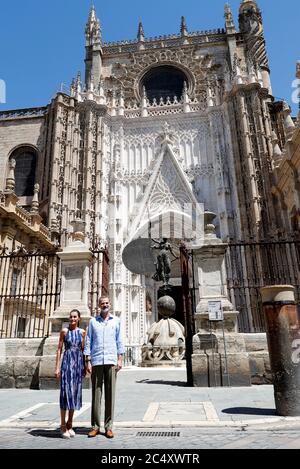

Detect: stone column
[51, 219, 93, 332]
[261, 286, 300, 416]
[39, 219, 93, 389]
[191, 212, 251, 387]
[5, 158, 16, 191]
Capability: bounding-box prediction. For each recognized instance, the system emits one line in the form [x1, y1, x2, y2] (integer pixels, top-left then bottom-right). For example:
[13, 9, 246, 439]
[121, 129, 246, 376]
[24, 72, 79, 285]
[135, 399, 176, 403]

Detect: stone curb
[1, 416, 300, 430]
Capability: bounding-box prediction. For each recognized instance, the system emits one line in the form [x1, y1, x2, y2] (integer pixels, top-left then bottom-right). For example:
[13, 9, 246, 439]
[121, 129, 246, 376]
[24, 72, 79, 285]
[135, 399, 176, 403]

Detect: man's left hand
[117, 359, 123, 372]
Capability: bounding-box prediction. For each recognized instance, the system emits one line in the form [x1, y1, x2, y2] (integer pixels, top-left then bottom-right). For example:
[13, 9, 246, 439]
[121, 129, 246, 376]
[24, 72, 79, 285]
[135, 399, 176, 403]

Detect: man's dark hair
[99, 296, 110, 304]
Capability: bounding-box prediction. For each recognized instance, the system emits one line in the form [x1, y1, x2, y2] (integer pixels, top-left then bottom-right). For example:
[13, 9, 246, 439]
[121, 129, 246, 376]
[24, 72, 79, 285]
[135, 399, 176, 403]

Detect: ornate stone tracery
[108, 47, 222, 107]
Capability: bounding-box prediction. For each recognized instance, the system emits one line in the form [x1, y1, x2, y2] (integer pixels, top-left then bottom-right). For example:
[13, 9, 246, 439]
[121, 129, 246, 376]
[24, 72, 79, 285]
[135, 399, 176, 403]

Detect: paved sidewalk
[0, 368, 300, 449]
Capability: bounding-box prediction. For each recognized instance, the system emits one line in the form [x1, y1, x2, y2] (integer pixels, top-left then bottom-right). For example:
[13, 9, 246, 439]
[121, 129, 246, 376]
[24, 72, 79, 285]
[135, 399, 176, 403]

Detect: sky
[0, 0, 299, 114]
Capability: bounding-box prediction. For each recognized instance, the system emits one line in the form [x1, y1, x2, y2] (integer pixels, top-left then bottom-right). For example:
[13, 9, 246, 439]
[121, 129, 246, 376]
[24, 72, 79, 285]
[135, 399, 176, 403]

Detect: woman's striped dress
[60, 328, 84, 411]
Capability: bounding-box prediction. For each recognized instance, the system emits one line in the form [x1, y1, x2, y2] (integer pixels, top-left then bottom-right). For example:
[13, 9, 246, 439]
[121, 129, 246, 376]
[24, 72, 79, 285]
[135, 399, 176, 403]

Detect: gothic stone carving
[108, 47, 223, 106]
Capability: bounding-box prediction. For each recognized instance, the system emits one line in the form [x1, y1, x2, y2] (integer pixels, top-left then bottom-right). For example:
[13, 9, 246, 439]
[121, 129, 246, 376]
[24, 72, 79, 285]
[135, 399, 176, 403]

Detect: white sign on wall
[208, 301, 224, 322]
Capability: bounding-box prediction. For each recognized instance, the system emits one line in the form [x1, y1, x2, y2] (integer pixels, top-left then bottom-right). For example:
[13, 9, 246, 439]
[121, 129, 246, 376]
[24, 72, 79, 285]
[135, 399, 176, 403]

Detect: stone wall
[0, 338, 47, 389]
[0, 333, 272, 389]
[242, 333, 272, 385]
[0, 337, 91, 390]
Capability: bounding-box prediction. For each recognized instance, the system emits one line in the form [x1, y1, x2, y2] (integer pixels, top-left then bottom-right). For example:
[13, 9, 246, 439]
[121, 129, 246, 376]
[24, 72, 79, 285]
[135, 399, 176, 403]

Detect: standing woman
[55, 309, 86, 438]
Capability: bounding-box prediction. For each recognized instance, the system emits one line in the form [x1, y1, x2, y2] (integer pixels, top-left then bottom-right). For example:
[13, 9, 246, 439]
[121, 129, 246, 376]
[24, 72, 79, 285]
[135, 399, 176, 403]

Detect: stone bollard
[261, 285, 300, 416]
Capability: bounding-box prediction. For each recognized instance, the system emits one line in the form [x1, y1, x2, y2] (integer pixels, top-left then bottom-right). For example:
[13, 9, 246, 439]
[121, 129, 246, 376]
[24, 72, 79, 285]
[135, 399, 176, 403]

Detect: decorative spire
[30, 184, 40, 214]
[247, 57, 257, 84]
[6, 159, 16, 191]
[98, 77, 106, 105]
[85, 5, 101, 46]
[118, 88, 125, 116]
[74, 71, 82, 100]
[137, 21, 145, 42]
[141, 87, 148, 118]
[239, 0, 259, 13]
[180, 16, 188, 37]
[233, 54, 243, 85]
[182, 81, 190, 113]
[207, 83, 214, 107]
[70, 78, 76, 97]
[224, 4, 236, 34]
[160, 122, 174, 146]
[89, 4, 97, 21]
[282, 101, 295, 139]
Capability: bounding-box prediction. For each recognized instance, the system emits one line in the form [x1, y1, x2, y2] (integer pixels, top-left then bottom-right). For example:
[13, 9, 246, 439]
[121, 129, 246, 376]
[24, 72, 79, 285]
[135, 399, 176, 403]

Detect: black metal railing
[226, 239, 300, 333]
[0, 248, 60, 338]
[124, 346, 140, 366]
[2, 239, 300, 339]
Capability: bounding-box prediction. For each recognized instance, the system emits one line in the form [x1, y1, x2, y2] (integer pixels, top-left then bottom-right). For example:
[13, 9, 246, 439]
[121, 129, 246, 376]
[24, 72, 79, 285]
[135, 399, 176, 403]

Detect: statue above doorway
[151, 238, 177, 292]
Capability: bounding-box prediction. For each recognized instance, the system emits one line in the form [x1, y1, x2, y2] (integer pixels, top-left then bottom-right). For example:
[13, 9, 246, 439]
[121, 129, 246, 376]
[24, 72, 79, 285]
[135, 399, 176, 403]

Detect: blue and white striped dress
[60, 328, 84, 411]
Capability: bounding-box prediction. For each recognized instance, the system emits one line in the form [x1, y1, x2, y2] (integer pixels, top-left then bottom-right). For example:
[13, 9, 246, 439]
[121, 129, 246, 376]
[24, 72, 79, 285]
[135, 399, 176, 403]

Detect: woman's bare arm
[55, 329, 67, 379]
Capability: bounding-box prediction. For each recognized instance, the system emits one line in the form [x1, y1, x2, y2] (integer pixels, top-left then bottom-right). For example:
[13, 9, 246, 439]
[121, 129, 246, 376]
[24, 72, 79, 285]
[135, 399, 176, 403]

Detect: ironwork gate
[0, 248, 60, 338]
[226, 239, 300, 333]
[0, 246, 110, 338]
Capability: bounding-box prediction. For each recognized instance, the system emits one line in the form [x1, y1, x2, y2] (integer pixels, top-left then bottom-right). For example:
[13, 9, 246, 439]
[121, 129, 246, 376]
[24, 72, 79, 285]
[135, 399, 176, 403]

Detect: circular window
[141, 66, 188, 103]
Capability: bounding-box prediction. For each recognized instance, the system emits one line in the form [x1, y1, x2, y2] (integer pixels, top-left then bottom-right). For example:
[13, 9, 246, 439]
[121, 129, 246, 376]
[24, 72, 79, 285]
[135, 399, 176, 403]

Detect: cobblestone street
[1, 426, 300, 450]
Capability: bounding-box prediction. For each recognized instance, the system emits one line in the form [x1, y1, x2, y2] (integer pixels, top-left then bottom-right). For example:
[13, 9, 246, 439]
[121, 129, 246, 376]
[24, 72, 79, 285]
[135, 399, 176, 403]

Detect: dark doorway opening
[157, 285, 185, 326]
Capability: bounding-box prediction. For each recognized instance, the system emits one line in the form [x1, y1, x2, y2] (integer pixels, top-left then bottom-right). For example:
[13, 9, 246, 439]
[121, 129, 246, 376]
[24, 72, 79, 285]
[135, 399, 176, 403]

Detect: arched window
[9, 147, 37, 197]
[141, 66, 188, 103]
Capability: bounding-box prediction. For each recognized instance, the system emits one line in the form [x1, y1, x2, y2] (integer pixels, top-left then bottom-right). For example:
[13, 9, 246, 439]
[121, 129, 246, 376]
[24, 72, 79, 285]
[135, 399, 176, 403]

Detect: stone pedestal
[192, 332, 251, 387]
[51, 219, 93, 332]
[141, 295, 186, 367]
[191, 212, 251, 387]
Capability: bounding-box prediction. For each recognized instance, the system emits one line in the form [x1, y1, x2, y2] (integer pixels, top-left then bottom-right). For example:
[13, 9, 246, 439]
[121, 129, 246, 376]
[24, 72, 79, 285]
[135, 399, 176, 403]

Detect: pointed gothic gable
[126, 141, 202, 242]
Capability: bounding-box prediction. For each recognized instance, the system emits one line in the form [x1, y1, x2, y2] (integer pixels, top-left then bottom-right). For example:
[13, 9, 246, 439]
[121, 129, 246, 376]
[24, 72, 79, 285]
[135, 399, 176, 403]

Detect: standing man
[84, 296, 125, 439]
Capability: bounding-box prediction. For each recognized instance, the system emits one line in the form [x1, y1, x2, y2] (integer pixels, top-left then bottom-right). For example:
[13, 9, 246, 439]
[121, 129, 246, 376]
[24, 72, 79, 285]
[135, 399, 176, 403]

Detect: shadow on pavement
[222, 407, 276, 416]
[28, 427, 96, 439]
[136, 379, 187, 387]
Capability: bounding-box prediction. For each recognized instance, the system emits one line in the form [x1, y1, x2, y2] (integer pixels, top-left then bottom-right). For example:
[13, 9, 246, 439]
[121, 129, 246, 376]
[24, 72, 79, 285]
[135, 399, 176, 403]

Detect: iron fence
[226, 239, 300, 333]
[1, 238, 300, 339]
[123, 345, 140, 366]
[0, 248, 60, 338]
[0, 246, 110, 339]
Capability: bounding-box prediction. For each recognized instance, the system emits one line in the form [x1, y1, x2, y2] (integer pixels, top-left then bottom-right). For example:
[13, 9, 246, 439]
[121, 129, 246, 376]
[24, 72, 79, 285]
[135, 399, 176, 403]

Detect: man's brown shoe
[88, 428, 100, 438]
[105, 430, 114, 439]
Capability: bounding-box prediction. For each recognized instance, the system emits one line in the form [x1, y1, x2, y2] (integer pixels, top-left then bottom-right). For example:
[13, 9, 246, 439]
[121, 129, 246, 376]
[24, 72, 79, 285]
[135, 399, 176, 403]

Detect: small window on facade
[9, 147, 37, 197]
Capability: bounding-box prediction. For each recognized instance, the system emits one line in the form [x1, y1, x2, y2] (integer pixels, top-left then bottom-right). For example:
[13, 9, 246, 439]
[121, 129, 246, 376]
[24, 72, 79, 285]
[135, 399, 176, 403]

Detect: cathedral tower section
[46, 91, 107, 248]
[220, 1, 280, 240]
[239, 0, 271, 94]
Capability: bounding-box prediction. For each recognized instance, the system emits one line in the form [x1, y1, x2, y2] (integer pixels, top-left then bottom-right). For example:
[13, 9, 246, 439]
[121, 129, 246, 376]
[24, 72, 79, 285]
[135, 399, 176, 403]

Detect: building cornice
[0, 107, 47, 122]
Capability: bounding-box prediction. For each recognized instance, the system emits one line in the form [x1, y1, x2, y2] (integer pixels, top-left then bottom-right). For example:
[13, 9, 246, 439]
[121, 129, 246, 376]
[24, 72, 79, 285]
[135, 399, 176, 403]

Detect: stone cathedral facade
[0, 0, 296, 350]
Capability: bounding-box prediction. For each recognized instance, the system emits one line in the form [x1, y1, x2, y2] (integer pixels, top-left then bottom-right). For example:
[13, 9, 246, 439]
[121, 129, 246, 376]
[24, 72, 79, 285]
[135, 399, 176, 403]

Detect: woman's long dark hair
[69, 309, 81, 327]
